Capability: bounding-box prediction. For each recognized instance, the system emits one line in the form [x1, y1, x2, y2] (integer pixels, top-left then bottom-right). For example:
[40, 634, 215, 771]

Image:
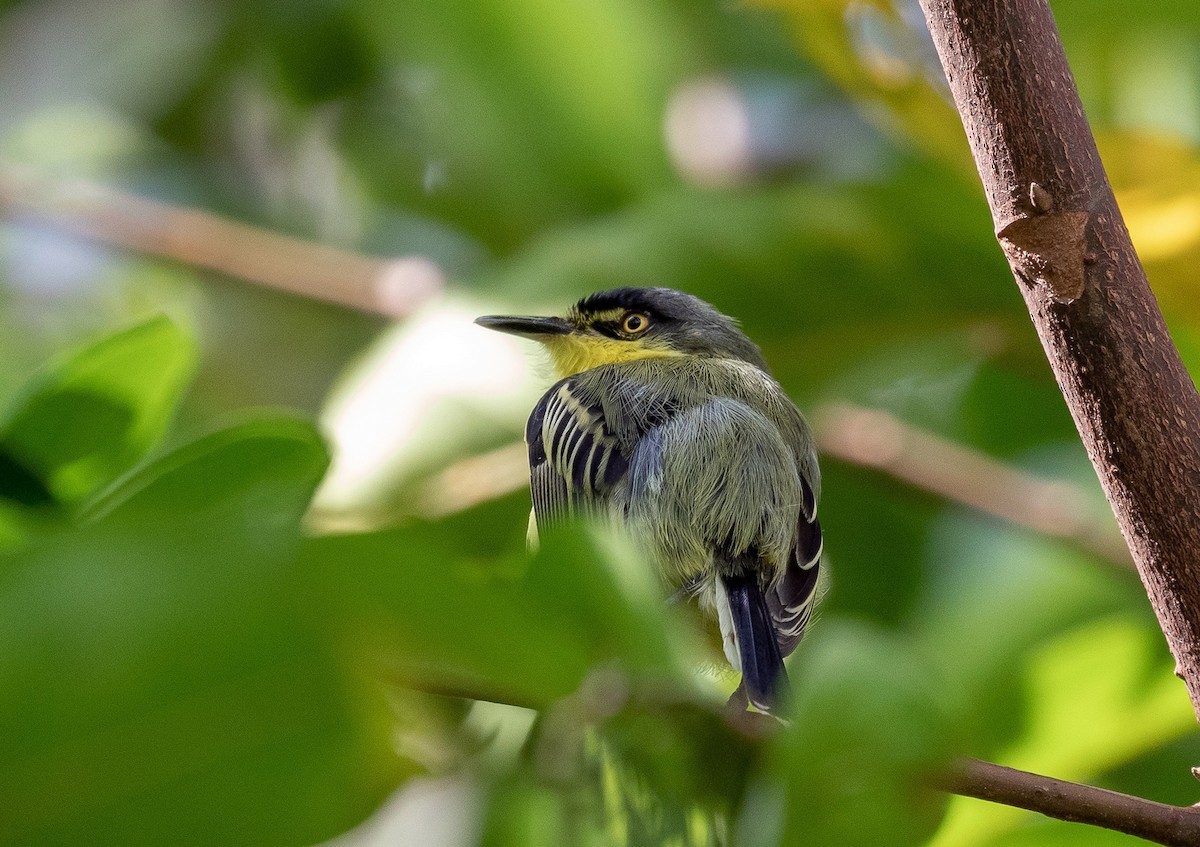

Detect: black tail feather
[722, 572, 789, 712]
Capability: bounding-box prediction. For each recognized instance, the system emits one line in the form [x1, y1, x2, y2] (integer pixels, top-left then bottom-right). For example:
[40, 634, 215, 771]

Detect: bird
[476, 287, 822, 714]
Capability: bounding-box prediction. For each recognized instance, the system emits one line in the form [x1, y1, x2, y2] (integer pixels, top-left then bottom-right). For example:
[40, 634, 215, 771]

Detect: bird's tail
[721, 571, 789, 713]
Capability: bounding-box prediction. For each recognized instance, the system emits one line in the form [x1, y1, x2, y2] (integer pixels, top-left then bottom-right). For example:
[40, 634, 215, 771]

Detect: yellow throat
[543, 334, 682, 378]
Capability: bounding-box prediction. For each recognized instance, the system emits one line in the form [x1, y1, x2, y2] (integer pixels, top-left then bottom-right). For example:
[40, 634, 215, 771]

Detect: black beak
[475, 314, 573, 337]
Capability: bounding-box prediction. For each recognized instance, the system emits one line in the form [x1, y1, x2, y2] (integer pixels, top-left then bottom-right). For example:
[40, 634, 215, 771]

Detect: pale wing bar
[769, 475, 822, 655]
[526, 377, 629, 528]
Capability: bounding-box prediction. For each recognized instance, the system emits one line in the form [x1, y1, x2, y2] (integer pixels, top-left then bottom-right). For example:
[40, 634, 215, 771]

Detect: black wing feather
[768, 474, 822, 656]
[526, 376, 629, 531]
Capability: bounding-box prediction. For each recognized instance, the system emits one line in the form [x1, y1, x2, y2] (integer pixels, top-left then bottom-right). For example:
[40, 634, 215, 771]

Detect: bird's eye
[622, 313, 650, 334]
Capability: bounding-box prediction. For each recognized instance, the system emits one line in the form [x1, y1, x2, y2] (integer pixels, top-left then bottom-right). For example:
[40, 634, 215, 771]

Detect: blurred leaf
[351, 0, 688, 249]
[600, 700, 756, 818]
[479, 773, 578, 847]
[1103, 733, 1200, 807]
[817, 462, 943, 625]
[479, 695, 751, 847]
[1102, 132, 1200, 328]
[522, 526, 691, 681]
[959, 358, 1081, 459]
[0, 411, 400, 847]
[83, 414, 329, 547]
[0, 526, 401, 847]
[912, 512, 1133, 755]
[752, 0, 974, 173]
[298, 524, 590, 708]
[755, 622, 954, 847]
[0, 501, 33, 552]
[0, 315, 195, 505]
[0, 447, 54, 507]
[930, 615, 1197, 847]
[1019, 618, 1195, 777]
[298, 516, 689, 712]
[264, 2, 376, 104]
[477, 164, 1014, 360]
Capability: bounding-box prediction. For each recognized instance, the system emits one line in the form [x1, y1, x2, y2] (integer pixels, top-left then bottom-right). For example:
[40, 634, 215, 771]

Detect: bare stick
[918, 0, 1200, 719]
[0, 164, 442, 317]
[940, 758, 1200, 847]
[815, 402, 1131, 569]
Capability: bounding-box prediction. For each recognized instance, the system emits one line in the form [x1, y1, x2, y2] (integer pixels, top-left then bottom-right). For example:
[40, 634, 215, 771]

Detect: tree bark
[917, 0, 1200, 721]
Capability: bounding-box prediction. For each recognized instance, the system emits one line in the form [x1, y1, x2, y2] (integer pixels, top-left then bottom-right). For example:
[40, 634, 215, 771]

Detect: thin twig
[814, 402, 1132, 569]
[0, 163, 442, 317]
[939, 758, 1200, 847]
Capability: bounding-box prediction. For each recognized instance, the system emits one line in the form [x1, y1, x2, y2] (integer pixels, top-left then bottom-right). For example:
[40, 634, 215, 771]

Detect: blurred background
[2, 0, 1200, 845]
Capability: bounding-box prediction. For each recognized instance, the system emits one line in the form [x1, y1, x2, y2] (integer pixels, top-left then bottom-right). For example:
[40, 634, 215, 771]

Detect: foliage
[2, 1, 1200, 846]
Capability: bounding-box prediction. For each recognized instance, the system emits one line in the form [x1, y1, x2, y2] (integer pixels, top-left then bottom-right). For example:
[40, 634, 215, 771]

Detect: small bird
[476, 287, 822, 713]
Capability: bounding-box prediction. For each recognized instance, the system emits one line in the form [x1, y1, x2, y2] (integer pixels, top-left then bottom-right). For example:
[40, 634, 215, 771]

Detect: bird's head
[476, 287, 768, 378]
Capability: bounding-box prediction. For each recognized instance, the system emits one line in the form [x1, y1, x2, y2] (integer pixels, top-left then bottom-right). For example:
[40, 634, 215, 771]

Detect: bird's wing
[525, 376, 630, 531]
[767, 471, 822, 657]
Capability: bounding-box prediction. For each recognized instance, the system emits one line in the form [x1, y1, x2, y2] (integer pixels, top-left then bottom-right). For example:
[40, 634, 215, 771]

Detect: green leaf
[600, 700, 757, 816]
[479, 773, 580, 847]
[0, 525, 402, 847]
[300, 519, 593, 708]
[83, 415, 330, 544]
[353, 0, 686, 248]
[522, 524, 689, 681]
[298, 514, 689, 711]
[0, 407, 400, 847]
[0, 448, 54, 507]
[930, 616, 1196, 847]
[0, 316, 195, 505]
[912, 511, 1133, 755]
[754, 622, 955, 847]
[476, 168, 1012, 354]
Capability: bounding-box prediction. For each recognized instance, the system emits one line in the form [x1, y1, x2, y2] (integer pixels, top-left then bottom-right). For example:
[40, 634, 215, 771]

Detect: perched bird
[476, 287, 822, 713]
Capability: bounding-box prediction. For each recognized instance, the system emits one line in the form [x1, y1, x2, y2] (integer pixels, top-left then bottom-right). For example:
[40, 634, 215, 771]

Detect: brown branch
[814, 402, 1132, 569]
[917, 0, 1200, 719]
[940, 758, 1200, 847]
[0, 163, 442, 317]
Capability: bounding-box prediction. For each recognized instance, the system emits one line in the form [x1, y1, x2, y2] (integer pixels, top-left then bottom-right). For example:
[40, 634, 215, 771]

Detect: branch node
[997, 210, 1090, 304]
[1029, 181, 1055, 213]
